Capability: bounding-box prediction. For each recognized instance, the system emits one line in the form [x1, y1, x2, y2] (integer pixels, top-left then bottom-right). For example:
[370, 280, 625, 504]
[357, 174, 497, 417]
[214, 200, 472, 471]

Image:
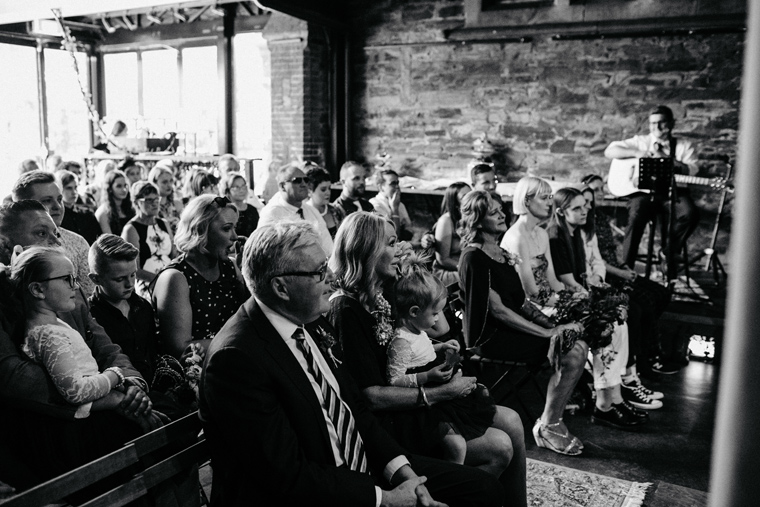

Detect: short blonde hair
[512, 176, 552, 216]
[174, 194, 237, 255]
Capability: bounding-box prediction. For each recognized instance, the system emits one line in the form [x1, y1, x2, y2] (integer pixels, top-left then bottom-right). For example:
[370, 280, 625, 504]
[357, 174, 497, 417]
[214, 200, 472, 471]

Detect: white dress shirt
[255, 298, 409, 507]
[257, 192, 334, 256]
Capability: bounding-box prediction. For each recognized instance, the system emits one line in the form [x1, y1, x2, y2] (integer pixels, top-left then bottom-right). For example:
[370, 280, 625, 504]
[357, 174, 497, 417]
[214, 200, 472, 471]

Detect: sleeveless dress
[158, 256, 248, 346]
[129, 218, 173, 299]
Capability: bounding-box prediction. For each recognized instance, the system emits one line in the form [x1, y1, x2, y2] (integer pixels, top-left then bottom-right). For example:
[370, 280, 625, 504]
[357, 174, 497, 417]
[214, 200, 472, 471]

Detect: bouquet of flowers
[552, 283, 630, 351]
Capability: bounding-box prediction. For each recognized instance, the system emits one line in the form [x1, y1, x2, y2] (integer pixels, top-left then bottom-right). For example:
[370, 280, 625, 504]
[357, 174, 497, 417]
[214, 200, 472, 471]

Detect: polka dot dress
[171, 257, 248, 342]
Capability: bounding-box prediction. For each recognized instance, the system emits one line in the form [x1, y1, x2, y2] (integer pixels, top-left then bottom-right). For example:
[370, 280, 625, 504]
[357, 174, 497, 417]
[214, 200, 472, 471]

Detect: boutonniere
[505, 250, 522, 266]
[372, 293, 396, 347]
[315, 325, 341, 367]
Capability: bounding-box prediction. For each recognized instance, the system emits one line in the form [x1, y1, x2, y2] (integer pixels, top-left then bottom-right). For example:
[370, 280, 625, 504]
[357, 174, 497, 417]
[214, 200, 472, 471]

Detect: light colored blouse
[24, 320, 113, 418]
[386, 327, 437, 387]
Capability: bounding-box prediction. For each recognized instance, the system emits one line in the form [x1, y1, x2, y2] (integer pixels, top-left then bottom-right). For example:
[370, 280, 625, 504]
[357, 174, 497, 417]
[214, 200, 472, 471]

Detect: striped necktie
[293, 327, 367, 473]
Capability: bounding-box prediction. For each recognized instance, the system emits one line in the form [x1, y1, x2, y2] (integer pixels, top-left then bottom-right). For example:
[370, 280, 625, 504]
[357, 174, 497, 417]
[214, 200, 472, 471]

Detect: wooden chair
[446, 284, 547, 422]
[0, 410, 208, 507]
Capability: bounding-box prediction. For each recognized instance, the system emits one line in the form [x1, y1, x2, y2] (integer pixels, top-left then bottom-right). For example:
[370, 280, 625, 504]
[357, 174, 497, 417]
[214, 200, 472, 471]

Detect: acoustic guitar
[606, 158, 729, 197]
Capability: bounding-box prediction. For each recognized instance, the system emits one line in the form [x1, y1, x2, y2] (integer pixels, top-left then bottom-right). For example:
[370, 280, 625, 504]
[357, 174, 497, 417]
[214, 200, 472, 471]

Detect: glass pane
[103, 52, 139, 133]
[180, 45, 218, 155]
[142, 49, 179, 136]
[0, 43, 41, 197]
[233, 32, 272, 193]
[44, 47, 91, 168]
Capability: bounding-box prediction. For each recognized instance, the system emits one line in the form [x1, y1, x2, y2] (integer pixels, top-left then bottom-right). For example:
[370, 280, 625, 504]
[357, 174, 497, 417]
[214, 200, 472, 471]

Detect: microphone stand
[704, 160, 731, 285]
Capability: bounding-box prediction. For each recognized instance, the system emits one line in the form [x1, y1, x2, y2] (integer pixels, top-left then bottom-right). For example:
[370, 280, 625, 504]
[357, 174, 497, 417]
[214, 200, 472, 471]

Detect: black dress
[458, 246, 550, 363]
[328, 293, 494, 457]
[234, 204, 259, 239]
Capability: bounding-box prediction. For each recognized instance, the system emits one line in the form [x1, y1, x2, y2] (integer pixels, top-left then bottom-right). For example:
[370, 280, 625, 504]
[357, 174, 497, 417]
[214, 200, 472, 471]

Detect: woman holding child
[153, 195, 248, 359]
[328, 211, 527, 507]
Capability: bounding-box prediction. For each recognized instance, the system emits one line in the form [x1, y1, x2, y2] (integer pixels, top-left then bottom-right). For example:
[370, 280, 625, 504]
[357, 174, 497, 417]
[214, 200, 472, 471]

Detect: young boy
[88, 234, 157, 382]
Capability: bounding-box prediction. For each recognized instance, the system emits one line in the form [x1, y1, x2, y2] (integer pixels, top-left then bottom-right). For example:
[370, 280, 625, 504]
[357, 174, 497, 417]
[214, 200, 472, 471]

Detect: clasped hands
[115, 381, 169, 432]
[383, 466, 448, 507]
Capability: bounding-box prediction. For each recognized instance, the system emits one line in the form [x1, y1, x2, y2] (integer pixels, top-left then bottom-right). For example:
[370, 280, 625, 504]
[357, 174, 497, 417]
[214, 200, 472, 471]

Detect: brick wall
[347, 0, 743, 255]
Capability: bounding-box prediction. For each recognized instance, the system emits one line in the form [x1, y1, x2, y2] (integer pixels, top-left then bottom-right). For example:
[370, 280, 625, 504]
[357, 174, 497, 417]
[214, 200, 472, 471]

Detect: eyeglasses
[213, 196, 231, 208]
[287, 177, 307, 185]
[230, 184, 248, 191]
[272, 259, 329, 282]
[39, 274, 80, 289]
[386, 180, 400, 187]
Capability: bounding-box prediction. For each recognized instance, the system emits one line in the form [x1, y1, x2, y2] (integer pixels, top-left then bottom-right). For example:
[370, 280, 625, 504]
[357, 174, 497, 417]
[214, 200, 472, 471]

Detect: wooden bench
[0, 410, 209, 507]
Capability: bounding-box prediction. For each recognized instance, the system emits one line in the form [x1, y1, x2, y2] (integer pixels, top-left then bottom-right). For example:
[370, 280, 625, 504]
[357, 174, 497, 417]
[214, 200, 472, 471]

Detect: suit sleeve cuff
[383, 455, 410, 483]
[375, 486, 382, 507]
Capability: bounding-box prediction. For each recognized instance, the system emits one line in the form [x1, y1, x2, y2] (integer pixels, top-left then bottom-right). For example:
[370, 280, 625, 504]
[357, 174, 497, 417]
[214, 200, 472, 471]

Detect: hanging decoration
[51, 8, 107, 142]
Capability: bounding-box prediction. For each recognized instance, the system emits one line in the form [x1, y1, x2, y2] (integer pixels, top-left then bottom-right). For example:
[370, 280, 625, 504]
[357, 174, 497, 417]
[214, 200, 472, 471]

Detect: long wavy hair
[457, 190, 493, 247]
[440, 182, 471, 228]
[330, 211, 392, 309]
[103, 169, 135, 231]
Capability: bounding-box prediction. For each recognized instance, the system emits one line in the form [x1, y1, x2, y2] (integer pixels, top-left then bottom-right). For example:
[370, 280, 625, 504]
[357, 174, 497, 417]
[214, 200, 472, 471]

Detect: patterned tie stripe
[293, 327, 367, 473]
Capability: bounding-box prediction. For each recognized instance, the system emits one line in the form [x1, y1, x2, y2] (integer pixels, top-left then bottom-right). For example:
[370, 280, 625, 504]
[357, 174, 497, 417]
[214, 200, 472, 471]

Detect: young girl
[387, 255, 495, 464]
[10, 247, 126, 418]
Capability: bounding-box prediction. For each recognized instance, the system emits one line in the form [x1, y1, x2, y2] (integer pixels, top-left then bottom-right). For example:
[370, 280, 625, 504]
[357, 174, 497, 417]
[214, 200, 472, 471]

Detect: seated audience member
[122, 181, 176, 299]
[217, 153, 265, 210]
[457, 190, 591, 455]
[333, 160, 374, 216]
[120, 157, 146, 186]
[95, 169, 135, 237]
[306, 166, 345, 239]
[60, 160, 83, 179]
[18, 158, 40, 174]
[148, 164, 184, 235]
[220, 171, 259, 239]
[89, 234, 156, 382]
[0, 201, 159, 482]
[56, 169, 101, 245]
[328, 212, 527, 506]
[45, 154, 63, 173]
[370, 169, 414, 241]
[182, 168, 218, 206]
[545, 187, 650, 428]
[471, 163, 511, 226]
[87, 159, 117, 208]
[200, 220, 504, 507]
[152, 195, 248, 359]
[580, 174, 675, 375]
[432, 182, 471, 285]
[12, 171, 96, 298]
[258, 164, 333, 256]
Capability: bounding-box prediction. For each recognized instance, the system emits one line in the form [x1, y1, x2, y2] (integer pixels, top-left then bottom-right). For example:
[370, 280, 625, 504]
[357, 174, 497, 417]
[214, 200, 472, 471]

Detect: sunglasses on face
[288, 177, 307, 185]
[39, 274, 80, 289]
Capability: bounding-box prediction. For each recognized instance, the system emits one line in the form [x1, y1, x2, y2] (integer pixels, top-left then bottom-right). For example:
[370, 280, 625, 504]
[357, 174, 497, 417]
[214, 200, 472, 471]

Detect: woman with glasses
[328, 211, 529, 507]
[121, 181, 176, 299]
[10, 247, 157, 421]
[152, 195, 248, 359]
[220, 171, 259, 239]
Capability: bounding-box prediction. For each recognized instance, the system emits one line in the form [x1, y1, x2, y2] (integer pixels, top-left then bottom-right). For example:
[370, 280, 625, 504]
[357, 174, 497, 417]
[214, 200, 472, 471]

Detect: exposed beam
[256, 0, 347, 29]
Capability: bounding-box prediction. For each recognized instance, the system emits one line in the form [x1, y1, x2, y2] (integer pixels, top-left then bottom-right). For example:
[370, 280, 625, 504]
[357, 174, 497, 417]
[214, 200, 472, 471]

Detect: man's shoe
[591, 403, 648, 430]
[650, 360, 680, 375]
[622, 381, 663, 410]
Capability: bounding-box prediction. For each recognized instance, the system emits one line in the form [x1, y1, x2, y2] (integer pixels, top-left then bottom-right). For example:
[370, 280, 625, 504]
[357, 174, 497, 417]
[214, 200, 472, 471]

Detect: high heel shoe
[532, 418, 583, 456]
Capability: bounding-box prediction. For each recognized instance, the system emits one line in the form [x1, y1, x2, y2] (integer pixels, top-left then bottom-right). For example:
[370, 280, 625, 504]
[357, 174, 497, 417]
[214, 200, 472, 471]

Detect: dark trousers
[622, 190, 700, 269]
[407, 454, 506, 507]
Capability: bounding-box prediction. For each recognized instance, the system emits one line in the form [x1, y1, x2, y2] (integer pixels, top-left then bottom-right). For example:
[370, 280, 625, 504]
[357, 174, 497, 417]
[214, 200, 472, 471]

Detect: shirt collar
[255, 296, 301, 342]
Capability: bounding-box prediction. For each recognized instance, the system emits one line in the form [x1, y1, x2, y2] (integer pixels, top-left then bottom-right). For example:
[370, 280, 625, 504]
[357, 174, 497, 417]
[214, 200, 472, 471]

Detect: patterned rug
[527, 458, 651, 507]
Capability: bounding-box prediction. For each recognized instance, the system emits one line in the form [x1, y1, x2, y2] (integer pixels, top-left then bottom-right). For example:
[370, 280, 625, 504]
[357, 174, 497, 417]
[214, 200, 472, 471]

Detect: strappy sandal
[532, 418, 583, 456]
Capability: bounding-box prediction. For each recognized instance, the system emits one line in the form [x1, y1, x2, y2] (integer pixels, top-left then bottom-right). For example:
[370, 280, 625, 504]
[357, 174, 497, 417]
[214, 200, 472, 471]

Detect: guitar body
[606, 158, 729, 198]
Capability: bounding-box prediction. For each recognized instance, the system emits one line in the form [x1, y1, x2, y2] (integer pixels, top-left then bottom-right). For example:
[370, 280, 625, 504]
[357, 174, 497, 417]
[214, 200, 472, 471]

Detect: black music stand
[638, 157, 676, 282]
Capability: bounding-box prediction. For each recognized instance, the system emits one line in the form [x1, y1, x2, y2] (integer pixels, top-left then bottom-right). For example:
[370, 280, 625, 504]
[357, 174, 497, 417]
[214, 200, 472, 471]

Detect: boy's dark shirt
[89, 287, 157, 382]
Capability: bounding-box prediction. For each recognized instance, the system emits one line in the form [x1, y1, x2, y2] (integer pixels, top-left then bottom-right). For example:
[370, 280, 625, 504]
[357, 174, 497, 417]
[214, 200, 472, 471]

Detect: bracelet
[420, 386, 431, 408]
[105, 367, 125, 389]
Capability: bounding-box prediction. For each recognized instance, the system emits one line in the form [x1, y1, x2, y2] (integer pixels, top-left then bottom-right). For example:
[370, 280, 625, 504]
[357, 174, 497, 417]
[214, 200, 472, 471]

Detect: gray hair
[242, 221, 320, 298]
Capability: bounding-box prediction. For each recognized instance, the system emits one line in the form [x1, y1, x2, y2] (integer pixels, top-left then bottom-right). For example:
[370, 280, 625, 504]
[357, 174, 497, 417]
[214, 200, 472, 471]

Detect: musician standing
[604, 105, 700, 275]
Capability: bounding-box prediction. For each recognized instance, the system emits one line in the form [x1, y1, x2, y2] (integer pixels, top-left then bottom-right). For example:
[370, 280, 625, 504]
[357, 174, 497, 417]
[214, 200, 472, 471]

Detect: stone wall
[347, 0, 743, 255]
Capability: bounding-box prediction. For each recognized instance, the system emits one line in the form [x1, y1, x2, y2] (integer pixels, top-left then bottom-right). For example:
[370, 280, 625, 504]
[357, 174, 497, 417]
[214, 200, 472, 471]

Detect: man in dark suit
[199, 221, 504, 507]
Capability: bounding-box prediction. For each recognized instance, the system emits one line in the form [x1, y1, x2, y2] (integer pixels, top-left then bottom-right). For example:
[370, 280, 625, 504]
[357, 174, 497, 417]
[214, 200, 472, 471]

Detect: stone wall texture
[347, 0, 743, 255]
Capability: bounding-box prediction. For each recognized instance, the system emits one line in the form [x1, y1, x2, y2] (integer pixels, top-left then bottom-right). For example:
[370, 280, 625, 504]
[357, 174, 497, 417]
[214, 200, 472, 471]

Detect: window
[0, 43, 40, 196]
[103, 52, 139, 128]
[44, 47, 91, 165]
[180, 45, 218, 155]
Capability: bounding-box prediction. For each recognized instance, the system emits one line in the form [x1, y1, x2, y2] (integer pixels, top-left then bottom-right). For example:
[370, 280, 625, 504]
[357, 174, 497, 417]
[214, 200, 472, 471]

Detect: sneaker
[622, 381, 663, 410]
[650, 360, 680, 375]
[629, 375, 664, 400]
[591, 403, 648, 430]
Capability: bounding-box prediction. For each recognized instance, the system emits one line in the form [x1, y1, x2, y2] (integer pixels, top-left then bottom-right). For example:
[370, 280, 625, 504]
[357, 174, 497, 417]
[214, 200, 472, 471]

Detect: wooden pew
[0, 410, 208, 507]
